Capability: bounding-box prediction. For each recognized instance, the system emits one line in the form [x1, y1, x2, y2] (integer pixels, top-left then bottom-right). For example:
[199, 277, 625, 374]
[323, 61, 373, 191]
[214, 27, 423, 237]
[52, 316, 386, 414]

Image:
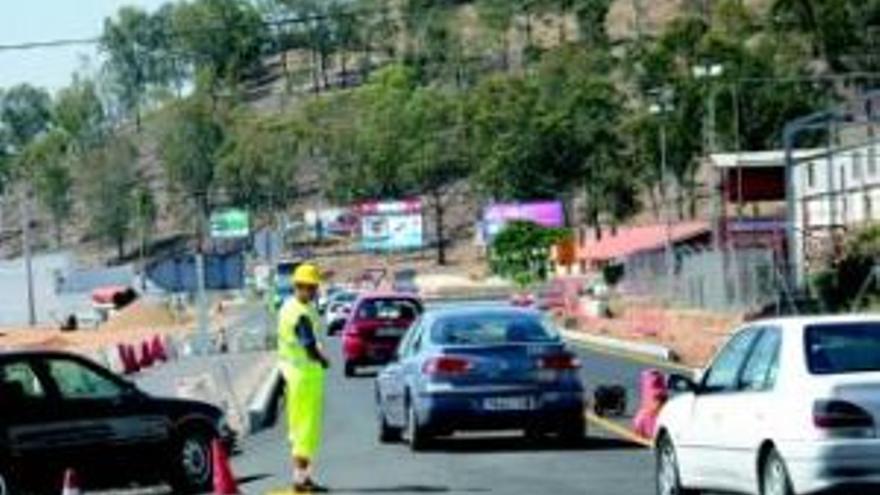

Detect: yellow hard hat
[292, 263, 322, 286]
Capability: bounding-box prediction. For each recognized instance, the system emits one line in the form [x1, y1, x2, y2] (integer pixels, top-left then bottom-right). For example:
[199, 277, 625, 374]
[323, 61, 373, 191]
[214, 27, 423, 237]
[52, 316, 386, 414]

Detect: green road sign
[210, 209, 250, 239]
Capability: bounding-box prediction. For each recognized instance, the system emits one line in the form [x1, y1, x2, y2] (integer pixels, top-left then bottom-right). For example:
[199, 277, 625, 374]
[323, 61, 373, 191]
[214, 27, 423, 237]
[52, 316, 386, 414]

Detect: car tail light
[539, 354, 581, 370]
[423, 356, 473, 376]
[813, 400, 875, 429]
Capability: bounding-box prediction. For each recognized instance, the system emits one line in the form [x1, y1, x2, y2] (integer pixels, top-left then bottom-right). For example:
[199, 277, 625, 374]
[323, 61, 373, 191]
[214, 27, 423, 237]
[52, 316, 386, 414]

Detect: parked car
[342, 293, 423, 377]
[0, 350, 234, 494]
[375, 306, 586, 451]
[655, 316, 880, 495]
[325, 290, 359, 336]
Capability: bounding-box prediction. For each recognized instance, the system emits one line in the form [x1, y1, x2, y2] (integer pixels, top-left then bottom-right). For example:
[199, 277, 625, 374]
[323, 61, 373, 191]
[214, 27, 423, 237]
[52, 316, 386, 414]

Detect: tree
[20, 131, 73, 246]
[490, 220, 569, 286]
[100, 6, 167, 129]
[133, 184, 158, 260]
[171, 0, 266, 95]
[157, 97, 225, 218]
[402, 86, 471, 264]
[0, 84, 52, 152]
[219, 110, 302, 215]
[82, 138, 138, 258]
[53, 76, 106, 153]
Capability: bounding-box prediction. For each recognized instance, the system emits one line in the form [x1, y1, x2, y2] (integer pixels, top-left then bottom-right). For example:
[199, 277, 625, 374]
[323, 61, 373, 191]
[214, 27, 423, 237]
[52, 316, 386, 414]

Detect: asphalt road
[227, 336, 669, 495]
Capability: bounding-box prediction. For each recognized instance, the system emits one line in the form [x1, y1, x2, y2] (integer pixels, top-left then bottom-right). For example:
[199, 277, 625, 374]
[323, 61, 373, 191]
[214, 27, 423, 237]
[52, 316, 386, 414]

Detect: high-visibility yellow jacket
[277, 297, 324, 375]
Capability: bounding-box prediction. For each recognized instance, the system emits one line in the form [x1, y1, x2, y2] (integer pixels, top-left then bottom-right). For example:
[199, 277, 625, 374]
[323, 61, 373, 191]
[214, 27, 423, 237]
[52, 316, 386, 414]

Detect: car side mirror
[667, 373, 698, 394]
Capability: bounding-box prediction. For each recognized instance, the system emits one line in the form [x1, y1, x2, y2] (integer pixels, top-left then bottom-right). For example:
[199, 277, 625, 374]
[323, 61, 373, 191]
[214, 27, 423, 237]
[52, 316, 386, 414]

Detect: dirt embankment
[571, 300, 743, 368]
[0, 301, 194, 353]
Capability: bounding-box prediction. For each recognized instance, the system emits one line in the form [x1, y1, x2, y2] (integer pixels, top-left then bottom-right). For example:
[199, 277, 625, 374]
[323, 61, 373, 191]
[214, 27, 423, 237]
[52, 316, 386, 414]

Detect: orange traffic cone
[212, 439, 239, 495]
[61, 468, 81, 495]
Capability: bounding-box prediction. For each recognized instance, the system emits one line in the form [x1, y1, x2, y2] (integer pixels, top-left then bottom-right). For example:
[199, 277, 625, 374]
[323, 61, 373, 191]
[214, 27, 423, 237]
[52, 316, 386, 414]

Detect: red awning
[575, 221, 710, 263]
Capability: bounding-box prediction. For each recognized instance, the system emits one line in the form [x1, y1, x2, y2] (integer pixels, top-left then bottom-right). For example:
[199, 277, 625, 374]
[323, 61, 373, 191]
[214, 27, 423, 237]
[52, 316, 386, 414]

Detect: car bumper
[342, 337, 398, 365]
[414, 388, 585, 432]
[778, 439, 880, 494]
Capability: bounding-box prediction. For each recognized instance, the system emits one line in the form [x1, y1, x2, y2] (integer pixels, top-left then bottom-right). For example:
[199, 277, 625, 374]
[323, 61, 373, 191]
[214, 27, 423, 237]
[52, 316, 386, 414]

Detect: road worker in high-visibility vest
[278, 263, 331, 493]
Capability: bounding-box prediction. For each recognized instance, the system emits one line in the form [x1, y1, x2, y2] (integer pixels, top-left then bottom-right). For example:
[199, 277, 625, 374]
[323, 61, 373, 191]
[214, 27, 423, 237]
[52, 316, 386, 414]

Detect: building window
[865, 193, 873, 221]
[854, 151, 864, 181]
[807, 162, 816, 188]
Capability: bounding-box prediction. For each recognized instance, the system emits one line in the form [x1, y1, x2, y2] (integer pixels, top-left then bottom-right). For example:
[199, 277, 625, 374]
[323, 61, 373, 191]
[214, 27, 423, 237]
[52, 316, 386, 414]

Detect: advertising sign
[210, 209, 250, 239]
[359, 200, 424, 251]
[478, 201, 565, 245]
[304, 207, 359, 238]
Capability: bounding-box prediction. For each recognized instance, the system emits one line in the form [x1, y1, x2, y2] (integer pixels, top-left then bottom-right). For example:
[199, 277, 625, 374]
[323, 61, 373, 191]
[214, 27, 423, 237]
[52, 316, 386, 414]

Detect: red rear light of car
[539, 354, 581, 370]
[423, 356, 473, 376]
[813, 400, 875, 429]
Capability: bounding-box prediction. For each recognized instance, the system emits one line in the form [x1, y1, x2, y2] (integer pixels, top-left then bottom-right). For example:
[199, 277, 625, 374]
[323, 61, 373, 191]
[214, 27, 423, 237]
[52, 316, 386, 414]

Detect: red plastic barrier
[150, 335, 168, 362]
[139, 340, 154, 369]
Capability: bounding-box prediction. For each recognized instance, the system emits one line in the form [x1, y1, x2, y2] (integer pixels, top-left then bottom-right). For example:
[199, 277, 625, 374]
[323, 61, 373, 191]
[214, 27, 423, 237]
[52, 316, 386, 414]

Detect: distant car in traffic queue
[342, 293, 424, 377]
[655, 315, 880, 495]
[324, 290, 359, 336]
[0, 350, 234, 495]
[375, 306, 586, 451]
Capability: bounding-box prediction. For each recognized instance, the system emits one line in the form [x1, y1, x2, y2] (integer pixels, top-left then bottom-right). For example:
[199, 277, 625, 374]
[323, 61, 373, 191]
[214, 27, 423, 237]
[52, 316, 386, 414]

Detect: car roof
[358, 291, 422, 301]
[422, 304, 542, 321]
[0, 349, 83, 361]
[746, 314, 880, 332]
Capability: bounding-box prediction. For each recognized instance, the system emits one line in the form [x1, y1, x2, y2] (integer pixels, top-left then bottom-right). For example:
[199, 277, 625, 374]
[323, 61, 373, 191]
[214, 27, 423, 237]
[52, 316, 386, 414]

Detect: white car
[324, 291, 358, 335]
[655, 315, 880, 495]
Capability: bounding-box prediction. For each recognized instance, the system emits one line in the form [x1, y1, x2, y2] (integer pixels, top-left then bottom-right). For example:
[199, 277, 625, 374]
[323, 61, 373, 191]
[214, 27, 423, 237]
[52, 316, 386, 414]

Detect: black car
[0, 350, 233, 494]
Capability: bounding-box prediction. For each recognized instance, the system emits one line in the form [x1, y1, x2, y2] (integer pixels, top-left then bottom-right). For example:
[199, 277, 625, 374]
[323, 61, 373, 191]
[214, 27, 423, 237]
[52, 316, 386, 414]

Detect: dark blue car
[375, 306, 586, 450]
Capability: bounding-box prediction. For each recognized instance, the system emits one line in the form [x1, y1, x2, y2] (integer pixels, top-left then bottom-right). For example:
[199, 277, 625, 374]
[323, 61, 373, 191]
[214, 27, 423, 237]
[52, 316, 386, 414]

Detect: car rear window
[806, 322, 880, 375]
[431, 313, 559, 345]
[357, 298, 421, 320]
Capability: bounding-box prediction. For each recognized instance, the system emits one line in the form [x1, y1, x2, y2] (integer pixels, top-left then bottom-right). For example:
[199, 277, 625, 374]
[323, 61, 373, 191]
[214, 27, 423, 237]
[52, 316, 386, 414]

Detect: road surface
[227, 337, 667, 495]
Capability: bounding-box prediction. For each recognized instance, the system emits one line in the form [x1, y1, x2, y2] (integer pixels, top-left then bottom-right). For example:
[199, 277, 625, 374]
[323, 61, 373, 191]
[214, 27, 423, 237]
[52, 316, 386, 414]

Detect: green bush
[490, 220, 570, 287]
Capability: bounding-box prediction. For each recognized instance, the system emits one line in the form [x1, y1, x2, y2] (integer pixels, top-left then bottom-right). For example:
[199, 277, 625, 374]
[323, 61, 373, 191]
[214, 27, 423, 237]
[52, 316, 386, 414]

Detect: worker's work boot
[293, 478, 330, 493]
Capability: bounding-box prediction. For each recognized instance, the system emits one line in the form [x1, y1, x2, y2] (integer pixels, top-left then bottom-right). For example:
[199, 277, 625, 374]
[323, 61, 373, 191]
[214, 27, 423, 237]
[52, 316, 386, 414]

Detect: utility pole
[195, 198, 210, 354]
[650, 88, 676, 292]
[20, 184, 36, 327]
[633, 0, 645, 40]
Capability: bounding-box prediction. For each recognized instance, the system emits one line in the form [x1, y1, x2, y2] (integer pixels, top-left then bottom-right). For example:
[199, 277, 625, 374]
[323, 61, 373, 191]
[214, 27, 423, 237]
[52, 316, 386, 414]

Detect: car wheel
[555, 416, 586, 446]
[656, 435, 697, 495]
[169, 428, 215, 494]
[761, 449, 793, 495]
[405, 400, 431, 451]
[344, 361, 357, 377]
[378, 409, 403, 443]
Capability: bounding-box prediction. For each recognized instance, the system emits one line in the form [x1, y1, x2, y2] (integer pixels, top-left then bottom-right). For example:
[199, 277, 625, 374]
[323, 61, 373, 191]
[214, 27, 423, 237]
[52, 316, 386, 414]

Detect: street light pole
[650, 90, 676, 291]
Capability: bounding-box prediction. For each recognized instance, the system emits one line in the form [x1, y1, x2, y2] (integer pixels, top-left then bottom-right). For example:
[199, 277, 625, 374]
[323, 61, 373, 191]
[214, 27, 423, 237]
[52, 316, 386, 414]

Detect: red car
[342, 293, 423, 377]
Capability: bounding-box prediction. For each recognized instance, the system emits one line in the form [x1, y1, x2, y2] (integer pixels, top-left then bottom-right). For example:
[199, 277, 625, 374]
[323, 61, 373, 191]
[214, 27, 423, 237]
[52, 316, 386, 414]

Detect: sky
[0, 0, 169, 94]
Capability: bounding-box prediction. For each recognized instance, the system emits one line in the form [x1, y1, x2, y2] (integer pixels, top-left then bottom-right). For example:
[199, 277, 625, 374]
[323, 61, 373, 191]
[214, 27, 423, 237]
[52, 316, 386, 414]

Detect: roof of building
[575, 221, 710, 263]
[711, 149, 824, 169]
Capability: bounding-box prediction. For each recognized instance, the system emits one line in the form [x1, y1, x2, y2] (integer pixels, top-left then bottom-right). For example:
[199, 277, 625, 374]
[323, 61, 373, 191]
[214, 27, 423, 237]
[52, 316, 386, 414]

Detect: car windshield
[430, 313, 559, 346]
[335, 292, 357, 303]
[357, 299, 420, 321]
[806, 322, 880, 375]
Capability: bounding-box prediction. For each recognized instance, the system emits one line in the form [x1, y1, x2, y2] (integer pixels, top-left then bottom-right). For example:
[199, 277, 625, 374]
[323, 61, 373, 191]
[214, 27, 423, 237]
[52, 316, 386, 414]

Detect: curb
[247, 364, 283, 434]
[562, 330, 694, 373]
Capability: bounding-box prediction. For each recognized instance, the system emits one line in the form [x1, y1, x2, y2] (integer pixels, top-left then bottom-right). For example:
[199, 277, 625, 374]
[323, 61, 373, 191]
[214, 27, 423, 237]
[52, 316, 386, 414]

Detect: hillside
[0, 0, 777, 267]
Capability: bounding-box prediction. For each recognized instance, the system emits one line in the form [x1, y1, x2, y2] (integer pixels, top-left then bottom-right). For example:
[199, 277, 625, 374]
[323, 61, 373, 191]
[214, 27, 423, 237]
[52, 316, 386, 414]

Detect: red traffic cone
[61, 468, 81, 495]
[139, 340, 154, 369]
[212, 439, 239, 495]
[151, 335, 168, 362]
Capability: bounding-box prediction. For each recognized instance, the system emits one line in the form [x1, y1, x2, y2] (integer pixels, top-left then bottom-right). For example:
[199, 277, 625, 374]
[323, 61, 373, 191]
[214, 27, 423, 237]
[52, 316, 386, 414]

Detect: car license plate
[377, 327, 405, 337]
[483, 396, 533, 411]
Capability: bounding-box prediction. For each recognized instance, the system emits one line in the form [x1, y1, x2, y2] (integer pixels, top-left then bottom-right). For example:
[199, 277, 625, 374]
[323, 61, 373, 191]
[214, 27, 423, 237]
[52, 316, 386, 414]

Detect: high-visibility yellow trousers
[282, 364, 325, 460]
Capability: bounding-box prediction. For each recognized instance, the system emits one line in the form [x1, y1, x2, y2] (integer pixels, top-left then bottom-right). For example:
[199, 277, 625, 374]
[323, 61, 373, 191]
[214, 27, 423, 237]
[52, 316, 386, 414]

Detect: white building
[792, 141, 880, 279]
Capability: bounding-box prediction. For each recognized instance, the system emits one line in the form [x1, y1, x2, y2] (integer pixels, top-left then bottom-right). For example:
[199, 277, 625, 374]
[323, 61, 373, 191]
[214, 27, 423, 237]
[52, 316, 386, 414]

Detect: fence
[621, 246, 785, 313]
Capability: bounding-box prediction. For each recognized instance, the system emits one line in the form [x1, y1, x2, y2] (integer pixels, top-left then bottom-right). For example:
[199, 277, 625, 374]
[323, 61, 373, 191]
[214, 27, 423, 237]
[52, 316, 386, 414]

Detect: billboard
[210, 209, 250, 239]
[359, 200, 423, 251]
[304, 207, 359, 239]
[478, 201, 565, 245]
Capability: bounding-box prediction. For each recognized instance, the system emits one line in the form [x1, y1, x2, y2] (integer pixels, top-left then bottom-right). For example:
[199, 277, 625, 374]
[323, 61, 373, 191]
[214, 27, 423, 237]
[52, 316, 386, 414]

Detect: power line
[0, 6, 389, 53]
